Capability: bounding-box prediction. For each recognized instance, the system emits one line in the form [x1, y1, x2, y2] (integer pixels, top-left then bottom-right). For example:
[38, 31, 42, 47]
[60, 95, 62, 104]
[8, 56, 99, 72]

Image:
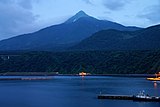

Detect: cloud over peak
[0, 0, 160, 40]
[82, 0, 92, 4]
[102, 0, 130, 10]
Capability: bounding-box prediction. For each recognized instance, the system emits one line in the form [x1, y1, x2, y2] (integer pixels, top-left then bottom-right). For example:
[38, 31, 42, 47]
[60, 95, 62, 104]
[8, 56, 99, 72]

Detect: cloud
[18, 0, 33, 9]
[0, 0, 33, 9]
[82, 0, 93, 5]
[140, 5, 160, 24]
[102, 0, 130, 11]
[0, 0, 37, 40]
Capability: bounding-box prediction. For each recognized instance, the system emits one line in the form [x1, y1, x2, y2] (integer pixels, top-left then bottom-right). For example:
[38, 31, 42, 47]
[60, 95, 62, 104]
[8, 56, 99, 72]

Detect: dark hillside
[0, 50, 160, 74]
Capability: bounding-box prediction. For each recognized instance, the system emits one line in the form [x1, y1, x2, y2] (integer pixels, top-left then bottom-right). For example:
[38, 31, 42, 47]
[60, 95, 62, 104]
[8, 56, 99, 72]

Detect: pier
[98, 94, 133, 100]
[98, 94, 160, 102]
[0, 76, 53, 81]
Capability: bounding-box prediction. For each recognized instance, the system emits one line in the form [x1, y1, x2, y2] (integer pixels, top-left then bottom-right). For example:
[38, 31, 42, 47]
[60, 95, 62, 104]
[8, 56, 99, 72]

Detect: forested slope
[0, 50, 160, 74]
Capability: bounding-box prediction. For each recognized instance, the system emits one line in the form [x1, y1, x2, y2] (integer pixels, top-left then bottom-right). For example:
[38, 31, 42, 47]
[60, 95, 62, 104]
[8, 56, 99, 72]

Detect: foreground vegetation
[0, 50, 160, 74]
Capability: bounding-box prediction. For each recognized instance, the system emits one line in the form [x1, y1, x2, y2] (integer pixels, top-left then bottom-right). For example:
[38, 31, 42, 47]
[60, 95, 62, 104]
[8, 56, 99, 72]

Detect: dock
[0, 76, 53, 81]
[98, 94, 160, 102]
[98, 94, 133, 100]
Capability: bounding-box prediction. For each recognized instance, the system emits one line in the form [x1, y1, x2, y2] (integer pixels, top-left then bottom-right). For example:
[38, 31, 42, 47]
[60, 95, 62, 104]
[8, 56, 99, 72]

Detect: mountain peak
[65, 10, 90, 23]
[75, 10, 89, 17]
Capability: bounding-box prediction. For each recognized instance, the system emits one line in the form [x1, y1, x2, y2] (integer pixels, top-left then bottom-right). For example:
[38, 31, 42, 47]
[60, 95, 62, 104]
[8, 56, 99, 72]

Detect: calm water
[0, 76, 160, 107]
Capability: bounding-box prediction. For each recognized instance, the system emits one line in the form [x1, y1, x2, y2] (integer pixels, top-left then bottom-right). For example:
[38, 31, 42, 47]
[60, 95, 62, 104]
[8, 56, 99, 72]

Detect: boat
[133, 91, 160, 101]
[147, 72, 160, 81]
[98, 91, 160, 102]
[147, 77, 160, 81]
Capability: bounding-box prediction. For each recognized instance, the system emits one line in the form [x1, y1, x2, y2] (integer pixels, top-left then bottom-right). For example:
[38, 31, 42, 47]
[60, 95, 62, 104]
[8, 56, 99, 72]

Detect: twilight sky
[0, 0, 160, 40]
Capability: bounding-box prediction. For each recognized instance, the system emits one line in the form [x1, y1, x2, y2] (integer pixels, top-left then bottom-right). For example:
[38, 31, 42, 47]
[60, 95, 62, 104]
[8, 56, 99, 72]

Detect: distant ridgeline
[0, 11, 140, 51]
[0, 50, 160, 74]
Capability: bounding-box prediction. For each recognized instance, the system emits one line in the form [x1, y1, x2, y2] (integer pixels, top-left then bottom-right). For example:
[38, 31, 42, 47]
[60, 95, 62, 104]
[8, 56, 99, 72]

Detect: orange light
[79, 72, 87, 76]
[154, 82, 157, 88]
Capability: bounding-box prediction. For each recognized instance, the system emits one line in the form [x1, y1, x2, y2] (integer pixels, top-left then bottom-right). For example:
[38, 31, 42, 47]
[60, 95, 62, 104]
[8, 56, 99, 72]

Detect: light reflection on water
[0, 76, 159, 107]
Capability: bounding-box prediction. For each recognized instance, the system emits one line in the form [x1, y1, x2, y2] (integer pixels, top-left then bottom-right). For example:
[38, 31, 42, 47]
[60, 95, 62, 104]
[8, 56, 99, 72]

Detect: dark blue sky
[0, 0, 160, 40]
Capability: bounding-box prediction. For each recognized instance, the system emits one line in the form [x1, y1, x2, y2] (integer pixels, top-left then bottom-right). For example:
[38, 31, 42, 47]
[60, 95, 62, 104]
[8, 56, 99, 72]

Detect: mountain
[65, 10, 90, 23]
[0, 11, 141, 51]
[70, 24, 160, 50]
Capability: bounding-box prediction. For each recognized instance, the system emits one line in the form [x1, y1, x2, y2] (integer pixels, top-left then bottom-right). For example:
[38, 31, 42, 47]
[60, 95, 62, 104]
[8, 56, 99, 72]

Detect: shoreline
[0, 72, 58, 76]
[0, 73, 156, 81]
[58, 74, 155, 77]
[0, 72, 155, 77]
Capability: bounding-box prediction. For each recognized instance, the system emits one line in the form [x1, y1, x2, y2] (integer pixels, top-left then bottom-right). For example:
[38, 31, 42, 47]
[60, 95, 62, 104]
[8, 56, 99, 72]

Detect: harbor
[0, 76, 159, 107]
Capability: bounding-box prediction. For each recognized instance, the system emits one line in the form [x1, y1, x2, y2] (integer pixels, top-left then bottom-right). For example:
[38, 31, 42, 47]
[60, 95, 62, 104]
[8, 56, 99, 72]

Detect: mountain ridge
[0, 10, 141, 51]
[70, 24, 160, 51]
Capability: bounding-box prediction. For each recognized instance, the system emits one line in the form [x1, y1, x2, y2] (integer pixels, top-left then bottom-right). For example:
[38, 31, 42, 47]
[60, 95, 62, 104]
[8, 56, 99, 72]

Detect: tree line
[0, 50, 160, 74]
